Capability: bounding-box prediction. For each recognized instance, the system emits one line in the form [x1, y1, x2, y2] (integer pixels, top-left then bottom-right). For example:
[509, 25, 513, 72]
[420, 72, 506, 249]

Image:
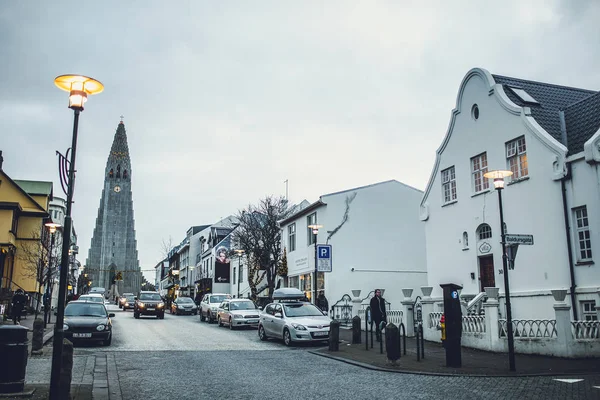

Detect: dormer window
[507, 86, 539, 105]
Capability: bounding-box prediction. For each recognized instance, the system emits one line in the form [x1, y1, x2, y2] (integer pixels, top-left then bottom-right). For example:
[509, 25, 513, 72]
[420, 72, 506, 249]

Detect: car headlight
[124, 302, 129, 306]
[138, 302, 145, 308]
[291, 323, 307, 331]
[96, 324, 106, 331]
[63, 324, 69, 331]
[157, 303, 164, 308]
[232, 314, 243, 319]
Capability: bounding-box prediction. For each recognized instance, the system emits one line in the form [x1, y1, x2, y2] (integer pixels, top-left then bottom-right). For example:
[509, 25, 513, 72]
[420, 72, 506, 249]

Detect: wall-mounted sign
[478, 242, 492, 254]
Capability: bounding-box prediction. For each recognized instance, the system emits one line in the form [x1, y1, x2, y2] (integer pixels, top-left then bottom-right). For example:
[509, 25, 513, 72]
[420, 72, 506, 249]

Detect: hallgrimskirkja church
[86, 120, 141, 295]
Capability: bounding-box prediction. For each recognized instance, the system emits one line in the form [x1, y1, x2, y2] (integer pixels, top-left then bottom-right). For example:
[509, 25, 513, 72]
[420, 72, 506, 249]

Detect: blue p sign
[319, 246, 330, 258]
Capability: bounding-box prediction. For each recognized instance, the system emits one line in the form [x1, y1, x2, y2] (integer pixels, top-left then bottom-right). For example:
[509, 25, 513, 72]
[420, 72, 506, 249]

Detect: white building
[420, 67, 600, 320]
[48, 196, 79, 303]
[279, 180, 427, 310]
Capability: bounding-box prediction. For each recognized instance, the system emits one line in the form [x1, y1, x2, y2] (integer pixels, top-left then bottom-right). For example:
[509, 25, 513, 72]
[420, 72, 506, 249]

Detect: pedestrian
[316, 291, 329, 313]
[369, 289, 387, 342]
[11, 289, 27, 325]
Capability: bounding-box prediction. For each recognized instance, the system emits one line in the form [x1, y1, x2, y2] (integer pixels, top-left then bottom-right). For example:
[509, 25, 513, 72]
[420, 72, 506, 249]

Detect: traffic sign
[316, 244, 332, 272]
[504, 234, 534, 245]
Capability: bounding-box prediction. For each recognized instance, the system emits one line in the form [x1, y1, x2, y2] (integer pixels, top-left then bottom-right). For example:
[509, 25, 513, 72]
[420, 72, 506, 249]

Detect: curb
[307, 350, 600, 378]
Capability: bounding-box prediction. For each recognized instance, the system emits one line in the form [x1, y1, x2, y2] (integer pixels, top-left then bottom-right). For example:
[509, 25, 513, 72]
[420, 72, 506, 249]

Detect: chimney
[0, 151, 3, 170]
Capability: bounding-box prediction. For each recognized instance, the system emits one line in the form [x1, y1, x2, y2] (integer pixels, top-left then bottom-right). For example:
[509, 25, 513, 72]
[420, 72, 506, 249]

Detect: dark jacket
[369, 295, 387, 323]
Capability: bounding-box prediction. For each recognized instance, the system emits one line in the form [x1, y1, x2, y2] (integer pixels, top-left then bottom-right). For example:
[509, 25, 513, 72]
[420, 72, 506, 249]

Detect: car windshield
[65, 303, 107, 317]
[178, 298, 193, 303]
[81, 296, 103, 303]
[139, 293, 161, 301]
[283, 303, 325, 317]
[210, 295, 228, 303]
[230, 301, 257, 310]
[126, 296, 135, 301]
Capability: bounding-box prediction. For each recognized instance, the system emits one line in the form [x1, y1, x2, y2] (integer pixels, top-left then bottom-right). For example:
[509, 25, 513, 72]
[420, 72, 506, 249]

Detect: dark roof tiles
[564, 91, 600, 154]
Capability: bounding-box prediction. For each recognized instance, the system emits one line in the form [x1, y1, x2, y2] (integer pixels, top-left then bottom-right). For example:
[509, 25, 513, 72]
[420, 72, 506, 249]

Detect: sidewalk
[1, 313, 55, 354]
[310, 328, 600, 377]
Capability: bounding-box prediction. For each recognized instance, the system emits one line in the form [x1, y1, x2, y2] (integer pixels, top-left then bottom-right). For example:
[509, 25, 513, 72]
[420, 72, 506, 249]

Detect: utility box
[440, 283, 463, 368]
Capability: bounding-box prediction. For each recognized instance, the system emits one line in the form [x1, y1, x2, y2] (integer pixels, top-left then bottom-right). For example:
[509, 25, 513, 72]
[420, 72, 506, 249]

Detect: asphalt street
[68, 304, 600, 399]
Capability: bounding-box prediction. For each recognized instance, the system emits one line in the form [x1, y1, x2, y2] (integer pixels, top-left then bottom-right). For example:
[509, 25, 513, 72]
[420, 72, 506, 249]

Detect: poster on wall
[214, 237, 231, 284]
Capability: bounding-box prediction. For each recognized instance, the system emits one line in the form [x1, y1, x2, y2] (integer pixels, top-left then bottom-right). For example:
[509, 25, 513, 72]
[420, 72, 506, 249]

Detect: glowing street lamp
[49, 74, 103, 400]
[483, 169, 515, 372]
[308, 224, 323, 304]
[234, 249, 245, 298]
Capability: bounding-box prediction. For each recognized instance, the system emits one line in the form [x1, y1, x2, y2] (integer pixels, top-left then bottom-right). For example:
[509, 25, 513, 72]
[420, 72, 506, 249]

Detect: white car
[200, 293, 231, 323]
[217, 299, 261, 330]
[78, 294, 105, 305]
[258, 288, 330, 346]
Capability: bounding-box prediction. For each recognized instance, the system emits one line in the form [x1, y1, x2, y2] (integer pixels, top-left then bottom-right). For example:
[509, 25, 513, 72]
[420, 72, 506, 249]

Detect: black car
[171, 296, 198, 315]
[121, 294, 136, 311]
[134, 291, 165, 319]
[63, 300, 114, 346]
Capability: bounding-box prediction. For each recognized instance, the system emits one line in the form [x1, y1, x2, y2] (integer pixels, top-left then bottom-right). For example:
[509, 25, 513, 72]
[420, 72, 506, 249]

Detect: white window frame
[471, 153, 489, 193]
[581, 301, 598, 321]
[574, 206, 593, 262]
[307, 213, 317, 245]
[478, 224, 492, 240]
[288, 223, 296, 252]
[506, 136, 528, 180]
[441, 166, 457, 204]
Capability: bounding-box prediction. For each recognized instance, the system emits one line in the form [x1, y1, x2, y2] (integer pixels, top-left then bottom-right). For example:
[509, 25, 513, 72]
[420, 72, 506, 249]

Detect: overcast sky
[2, 1, 599, 281]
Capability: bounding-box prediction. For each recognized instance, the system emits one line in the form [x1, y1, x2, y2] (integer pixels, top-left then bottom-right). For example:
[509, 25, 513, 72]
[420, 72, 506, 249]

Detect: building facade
[86, 121, 142, 295]
[420, 67, 600, 320]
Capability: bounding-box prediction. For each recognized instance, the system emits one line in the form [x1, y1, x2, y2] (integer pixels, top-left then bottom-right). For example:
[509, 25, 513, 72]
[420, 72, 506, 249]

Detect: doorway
[478, 255, 495, 292]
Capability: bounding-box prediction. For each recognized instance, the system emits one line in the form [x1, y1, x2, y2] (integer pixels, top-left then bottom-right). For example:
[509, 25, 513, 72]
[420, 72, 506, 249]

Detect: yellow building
[0, 159, 52, 313]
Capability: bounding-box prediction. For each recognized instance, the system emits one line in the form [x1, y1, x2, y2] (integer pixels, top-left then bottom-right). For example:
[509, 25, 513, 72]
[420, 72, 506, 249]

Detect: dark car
[171, 297, 198, 315]
[134, 291, 165, 319]
[118, 292, 134, 308]
[63, 300, 114, 346]
[121, 294, 136, 311]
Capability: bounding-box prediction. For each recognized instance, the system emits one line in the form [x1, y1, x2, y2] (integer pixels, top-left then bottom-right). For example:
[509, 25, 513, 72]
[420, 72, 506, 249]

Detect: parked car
[217, 299, 260, 330]
[78, 294, 105, 305]
[258, 288, 330, 346]
[134, 291, 165, 319]
[171, 297, 198, 315]
[200, 293, 231, 323]
[63, 300, 114, 346]
[121, 294, 136, 311]
[117, 293, 134, 308]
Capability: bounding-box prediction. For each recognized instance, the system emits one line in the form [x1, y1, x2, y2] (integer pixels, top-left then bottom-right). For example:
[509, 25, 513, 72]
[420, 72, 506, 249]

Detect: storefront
[288, 272, 325, 302]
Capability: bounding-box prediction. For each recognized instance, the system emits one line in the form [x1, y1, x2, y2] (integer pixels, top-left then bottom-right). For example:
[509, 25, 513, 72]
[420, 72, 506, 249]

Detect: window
[471, 104, 479, 120]
[477, 224, 492, 240]
[574, 206, 592, 261]
[441, 166, 457, 204]
[508, 87, 539, 104]
[288, 223, 296, 252]
[506, 137, 528, 180]
[471, 153, 489, 193]
[307, 213, 317, 245]
[462, 232, 469, 249]
[581, 301, 598, 321]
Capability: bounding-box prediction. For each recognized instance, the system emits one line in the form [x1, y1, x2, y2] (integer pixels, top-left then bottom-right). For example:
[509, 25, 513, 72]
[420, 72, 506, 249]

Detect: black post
[45, 233, 54, 327]
[365, 307, 369, 350]
[49, 108, 80, 400]
[498, 188, 516, 372]
[312, 239, 317, 305]
[379, 322, 384, 354]
[237, 255, 241, 299]
[416, 326, 421, 361]
[420, 325, 425, 359]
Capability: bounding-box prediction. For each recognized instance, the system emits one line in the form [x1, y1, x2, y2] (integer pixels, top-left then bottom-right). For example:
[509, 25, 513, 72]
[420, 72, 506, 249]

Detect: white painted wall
[282, 180, 427, 310]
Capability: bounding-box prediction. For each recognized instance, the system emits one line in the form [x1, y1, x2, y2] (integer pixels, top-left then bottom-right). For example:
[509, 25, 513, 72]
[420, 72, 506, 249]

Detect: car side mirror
[259, 306, 263, 311]
[274, 312, 283, 318]
[134, 297, 138, 300]
[109, 313, 115, 317]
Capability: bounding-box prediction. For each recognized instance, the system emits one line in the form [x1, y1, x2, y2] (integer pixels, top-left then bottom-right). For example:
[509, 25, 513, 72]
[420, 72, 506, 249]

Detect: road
[70, 304, 600, 399]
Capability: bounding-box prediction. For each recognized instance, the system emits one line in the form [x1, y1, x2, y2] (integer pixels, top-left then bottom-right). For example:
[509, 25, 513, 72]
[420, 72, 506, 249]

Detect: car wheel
[229, 318, 235, 330]
[159, 313, 165, 320]
[258, 325, 268, 341]
[103, 334, 112, 346]
[207, 313, 212, 324]
[218, 317, 223, 327]
[200, 312, 205, 322]
[134, 312, 140, 319]
[283, 329, 293, 347]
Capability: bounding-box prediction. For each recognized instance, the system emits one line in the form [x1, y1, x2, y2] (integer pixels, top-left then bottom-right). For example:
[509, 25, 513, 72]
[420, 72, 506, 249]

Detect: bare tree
[160, 235, 174, 260]
[232, 196, 291, 301]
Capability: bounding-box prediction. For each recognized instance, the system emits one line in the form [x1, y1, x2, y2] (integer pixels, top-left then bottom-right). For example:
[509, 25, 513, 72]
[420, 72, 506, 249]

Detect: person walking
[11, 289, 27, 325]
[369, 289, 387, 342]
[316, 291, 329, 313]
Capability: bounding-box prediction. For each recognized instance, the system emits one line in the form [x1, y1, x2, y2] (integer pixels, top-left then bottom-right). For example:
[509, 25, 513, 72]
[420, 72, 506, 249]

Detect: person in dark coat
[316, 292, 329, 313]
[369, 289, 387, 342]
[11, 289, 27, 325]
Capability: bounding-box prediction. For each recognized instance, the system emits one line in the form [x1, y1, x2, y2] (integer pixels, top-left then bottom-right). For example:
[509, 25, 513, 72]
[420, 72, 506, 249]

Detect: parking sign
[316, 245, 332, 272]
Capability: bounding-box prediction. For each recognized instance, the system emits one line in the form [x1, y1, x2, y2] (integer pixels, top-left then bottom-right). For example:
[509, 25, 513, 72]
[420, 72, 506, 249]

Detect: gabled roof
[278, 199, 325, 227]
[492, 74, 598, 155]
[321, 179, 422, 198]
[0, 171, 48, 214]
[14, 179, 53, 198]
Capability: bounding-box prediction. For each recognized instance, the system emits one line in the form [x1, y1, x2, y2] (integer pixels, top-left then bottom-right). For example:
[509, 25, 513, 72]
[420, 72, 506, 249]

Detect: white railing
[572, 320, 600, 339]
[499, 319, 558, 339]
[429, 312, 443, 329]
[466, 292, 486, 315]
[463, 316, 486, 333]
[387, 310, 403, 326]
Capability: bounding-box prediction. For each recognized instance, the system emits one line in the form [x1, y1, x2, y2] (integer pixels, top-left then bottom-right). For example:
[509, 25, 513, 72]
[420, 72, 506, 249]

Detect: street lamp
[44, 222, 61, 326]
[234, 249, 245, 298]
[308, 224, 323, 304]
[189, 266, 195, 298]
[50, 74, 103, 400]
[483, 169, 515, 372]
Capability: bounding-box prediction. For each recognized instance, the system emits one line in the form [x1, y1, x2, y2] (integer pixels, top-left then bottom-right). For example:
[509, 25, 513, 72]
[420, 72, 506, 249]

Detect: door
[478, 256, 495, 292]
[271, 304, 286, 339]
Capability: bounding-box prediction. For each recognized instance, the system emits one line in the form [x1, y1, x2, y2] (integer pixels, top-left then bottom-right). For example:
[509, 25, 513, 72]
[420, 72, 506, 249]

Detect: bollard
[379, 321, 386, 354]
[352, 316, 361, 344]
[0, 325, 29, 393]
[385, 322, 400, 365]
[328, 320, 340, 352]
[31, 318, 44, 354]
[59, 338, 73, 399]
[399, 322, 406, 356]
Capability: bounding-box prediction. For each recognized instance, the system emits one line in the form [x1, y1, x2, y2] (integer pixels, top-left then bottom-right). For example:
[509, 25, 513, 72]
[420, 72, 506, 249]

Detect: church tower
[86, 120, 141, 295]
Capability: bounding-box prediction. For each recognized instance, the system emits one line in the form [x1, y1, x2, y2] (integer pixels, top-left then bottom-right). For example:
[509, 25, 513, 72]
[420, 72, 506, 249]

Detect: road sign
[316, 244, 332, 272]
[504, 234, 534, 245]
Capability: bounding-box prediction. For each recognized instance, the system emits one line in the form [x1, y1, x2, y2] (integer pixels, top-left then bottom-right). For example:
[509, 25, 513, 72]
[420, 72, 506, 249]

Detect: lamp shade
[54, 75, 104, 110]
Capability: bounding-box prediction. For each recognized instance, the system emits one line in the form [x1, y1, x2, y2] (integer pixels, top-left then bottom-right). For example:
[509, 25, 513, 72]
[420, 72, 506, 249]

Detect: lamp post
[234, 249, 245, 298]
[49, 74, 103, 400]
[307, 224, 323, 304]
[483, 169, 515, 372]
[189, 266, 195, 298]
[44, 222, 61, 327]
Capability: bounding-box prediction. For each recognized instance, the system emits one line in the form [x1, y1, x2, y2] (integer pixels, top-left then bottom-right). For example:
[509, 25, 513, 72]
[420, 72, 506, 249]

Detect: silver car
[217, 299, 260, 330]
[258, 301, 330, 346]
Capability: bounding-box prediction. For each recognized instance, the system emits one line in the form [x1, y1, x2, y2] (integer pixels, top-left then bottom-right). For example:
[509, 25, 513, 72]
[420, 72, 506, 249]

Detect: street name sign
[316, 244, 332, 272]
[504, 234, 534, 245]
